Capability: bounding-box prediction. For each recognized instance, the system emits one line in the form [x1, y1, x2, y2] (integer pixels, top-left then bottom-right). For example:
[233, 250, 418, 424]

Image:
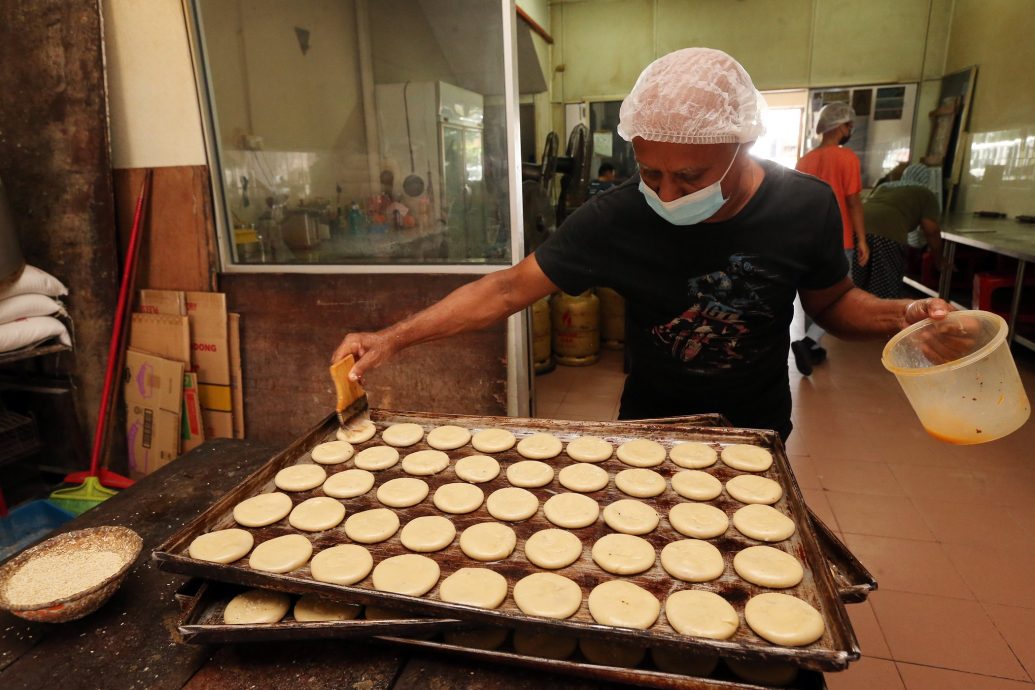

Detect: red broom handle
[88, 173, 151, 476]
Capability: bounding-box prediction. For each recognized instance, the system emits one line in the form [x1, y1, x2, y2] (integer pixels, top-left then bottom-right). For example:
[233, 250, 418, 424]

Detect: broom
[51, 171, 152, 514]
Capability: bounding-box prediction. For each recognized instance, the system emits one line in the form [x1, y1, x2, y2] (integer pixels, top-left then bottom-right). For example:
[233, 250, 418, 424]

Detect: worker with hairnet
[790, 103, 869, 376]
[333, 48, 950, 441]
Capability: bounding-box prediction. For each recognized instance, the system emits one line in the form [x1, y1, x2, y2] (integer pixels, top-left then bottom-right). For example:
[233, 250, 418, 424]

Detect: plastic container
[0, 500, 75, 562]
[882, 310, 1030, 444]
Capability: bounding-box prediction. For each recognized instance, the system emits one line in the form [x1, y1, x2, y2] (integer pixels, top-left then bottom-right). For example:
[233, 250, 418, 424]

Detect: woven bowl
[0, 525, 142, 622]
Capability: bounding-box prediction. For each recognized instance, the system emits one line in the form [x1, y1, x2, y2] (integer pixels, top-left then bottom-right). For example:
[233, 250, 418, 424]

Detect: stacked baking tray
[155, 410, 875, 689]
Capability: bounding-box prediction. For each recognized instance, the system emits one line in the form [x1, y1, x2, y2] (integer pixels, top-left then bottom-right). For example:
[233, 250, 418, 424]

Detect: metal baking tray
[154, 409, 860, 672]
[174, 581, 826, 690]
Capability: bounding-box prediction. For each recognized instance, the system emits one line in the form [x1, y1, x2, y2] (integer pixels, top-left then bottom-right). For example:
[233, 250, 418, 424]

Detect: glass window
[190, 0, 515, 268]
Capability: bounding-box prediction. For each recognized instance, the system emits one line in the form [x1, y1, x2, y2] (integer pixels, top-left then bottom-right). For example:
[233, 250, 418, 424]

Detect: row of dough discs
[189, 422, 822, 647]
[222, 588, 801, 685]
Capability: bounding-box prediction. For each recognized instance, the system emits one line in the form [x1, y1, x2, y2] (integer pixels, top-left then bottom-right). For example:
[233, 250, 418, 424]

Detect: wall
[945, 0, 1035, 216]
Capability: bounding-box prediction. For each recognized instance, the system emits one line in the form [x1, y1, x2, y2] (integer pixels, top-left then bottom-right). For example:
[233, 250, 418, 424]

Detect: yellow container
[597, 287, 625, 350]
[552, 291, 600, 366]
[531, 297, 553, 373]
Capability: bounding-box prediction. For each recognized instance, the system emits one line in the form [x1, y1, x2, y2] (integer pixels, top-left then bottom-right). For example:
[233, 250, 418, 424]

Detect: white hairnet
[815, 103, 855, 135]
[617, 48, 766, 145]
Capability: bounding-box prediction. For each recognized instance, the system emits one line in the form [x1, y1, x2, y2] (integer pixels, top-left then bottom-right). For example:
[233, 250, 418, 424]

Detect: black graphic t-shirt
[534, 159, 847, 437]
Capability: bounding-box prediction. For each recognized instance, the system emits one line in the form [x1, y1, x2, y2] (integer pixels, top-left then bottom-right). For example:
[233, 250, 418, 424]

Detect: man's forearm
[814, 287, 911, 339]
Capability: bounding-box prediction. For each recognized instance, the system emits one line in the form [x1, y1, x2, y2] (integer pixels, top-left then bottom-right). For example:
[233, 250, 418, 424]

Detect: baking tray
[154, 409, 860, 672]
[174, 581, 826, 690]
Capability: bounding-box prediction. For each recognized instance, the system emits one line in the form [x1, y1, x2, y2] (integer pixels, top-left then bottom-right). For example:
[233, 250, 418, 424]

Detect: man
[791, 103, 869, 375]
[333, 48, 948, 440]
[588, 162, 617, 196]
[855, 163, 944, 298]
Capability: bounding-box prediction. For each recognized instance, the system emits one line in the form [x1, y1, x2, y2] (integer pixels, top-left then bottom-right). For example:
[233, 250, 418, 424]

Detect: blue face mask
[638, 145, 741, 226]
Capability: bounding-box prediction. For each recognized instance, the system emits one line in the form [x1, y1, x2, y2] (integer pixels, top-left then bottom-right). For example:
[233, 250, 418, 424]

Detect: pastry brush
[330, 354, 370, 428]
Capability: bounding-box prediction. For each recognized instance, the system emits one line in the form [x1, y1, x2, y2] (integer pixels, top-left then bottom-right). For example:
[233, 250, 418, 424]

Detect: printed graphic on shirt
[651, 254, 778, 369]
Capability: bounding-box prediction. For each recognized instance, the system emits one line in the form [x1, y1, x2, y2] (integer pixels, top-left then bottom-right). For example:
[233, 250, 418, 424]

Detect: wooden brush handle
[330, 355, 365, 412]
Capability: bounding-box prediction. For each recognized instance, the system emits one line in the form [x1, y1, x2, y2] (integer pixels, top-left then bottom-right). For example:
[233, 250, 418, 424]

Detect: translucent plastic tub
[881, 310, 1030, 444]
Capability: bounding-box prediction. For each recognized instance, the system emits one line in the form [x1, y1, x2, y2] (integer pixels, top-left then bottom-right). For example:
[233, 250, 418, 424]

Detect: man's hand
[331, 331, 398, 383]
[904, 297, 952, 324]
[855, 238, 870, 267]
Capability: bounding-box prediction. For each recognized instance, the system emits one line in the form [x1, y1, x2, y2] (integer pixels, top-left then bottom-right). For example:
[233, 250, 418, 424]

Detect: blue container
[0, 500, 75, 562]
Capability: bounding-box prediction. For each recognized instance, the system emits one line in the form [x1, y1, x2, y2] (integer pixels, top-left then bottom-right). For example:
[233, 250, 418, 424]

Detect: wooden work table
[0, 439, 627, 690]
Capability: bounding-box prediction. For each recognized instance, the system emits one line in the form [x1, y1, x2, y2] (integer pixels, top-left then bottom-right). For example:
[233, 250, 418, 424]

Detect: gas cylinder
[531, 296, 554, 374]
[597, 287, 625, 350]
[551, 290, 600, 367]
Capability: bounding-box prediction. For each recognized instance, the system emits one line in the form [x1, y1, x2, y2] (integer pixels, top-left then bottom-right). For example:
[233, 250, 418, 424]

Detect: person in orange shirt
[791, 103, 869, 375]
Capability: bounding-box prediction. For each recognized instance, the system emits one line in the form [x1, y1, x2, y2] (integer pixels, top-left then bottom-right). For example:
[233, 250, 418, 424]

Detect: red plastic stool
[973, 272, 1016, 311]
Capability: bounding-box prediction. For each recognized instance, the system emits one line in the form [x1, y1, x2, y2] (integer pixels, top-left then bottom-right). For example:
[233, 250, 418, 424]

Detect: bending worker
[333, 47, 949, 441]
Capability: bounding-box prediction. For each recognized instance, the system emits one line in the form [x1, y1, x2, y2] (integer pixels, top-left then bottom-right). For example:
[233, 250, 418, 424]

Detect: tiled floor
[534, 339, 1035, 689]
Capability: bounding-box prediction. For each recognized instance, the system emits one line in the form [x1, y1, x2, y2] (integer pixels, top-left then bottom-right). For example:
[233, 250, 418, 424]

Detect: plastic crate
[0, 499, 75, 562]
[0, 409, 41, 466]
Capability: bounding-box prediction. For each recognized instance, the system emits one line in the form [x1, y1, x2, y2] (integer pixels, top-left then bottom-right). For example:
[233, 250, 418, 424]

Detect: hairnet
[815, 103, 855, 135]
[617, 48, 766, 145]
[883, 163, 936, 191]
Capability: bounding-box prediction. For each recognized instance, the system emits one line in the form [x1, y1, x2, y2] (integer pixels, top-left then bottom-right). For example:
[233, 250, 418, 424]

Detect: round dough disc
[602, 499, 660, 535]
[669, 502, 730, 539]
[454, 455, 500, 483]
[372, 554, 440, 596]
[294, 595, 362, 622]
[376, 477, 430, 508]
[354, 445, 400, 471]
[336, 419, 376, 444]
[565, 435, 613, 463]
[512, 572, 582, 619]
[438, 567, 508, 609]
[486, 487, 539, 521]
[524, 528, 583, 569]
[672, 470, 723, 501]
[288, 496, 346, 532]
[616, 439, 666, 467]
[248, 534, 313, 573]
[579, 638, 646, 668]
[427, 424, 472, 450]
[433, 482, 485, 514]
[615, 468, 667, 498]
[558, 463, 609, 493]
[471, 428, 516, 453]
[382, 423, 425, 447]
[665, 589, 739, 640]
[744, 593, 825, 646]
[588, 580, 660, 629]
[732, 504, 796, 542]
[401, 449, 450, 476]
[400, 515, 456, 552]
[512, 630, 578, 660]
[506, 460, 555, 488]
[591, 533, 656, 575]
[660, 539, 725, 582]
[274, 464, 327, 492]
[543, 493, 600, 529]
[459, 522, 517, 561]
[344, 508, 400, 544]
[311, 440, 355, 465]
[189, 528, 254, 564]
[669, 442, 718, 469]
[727, 475, 783, 505]
[233, 492, 293, 527]
[322, 469, 375, 499]
[721, 444, 774, 472]
[651, 648, 720, 676]
[310, 544, 373, 585]
[516, 432, 563, 459]
[733, 546, 804, 588]
[224, 589, 290, 624]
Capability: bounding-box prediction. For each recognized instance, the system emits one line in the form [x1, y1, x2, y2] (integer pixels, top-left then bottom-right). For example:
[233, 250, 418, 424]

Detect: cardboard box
[181, 372, 205, 453]
[228, 313, 245, 439]
[186, 291, 233, 438]
[129, 313, 190, 366]
[139, 289, 186, 316]
[125, 349, 184, 478]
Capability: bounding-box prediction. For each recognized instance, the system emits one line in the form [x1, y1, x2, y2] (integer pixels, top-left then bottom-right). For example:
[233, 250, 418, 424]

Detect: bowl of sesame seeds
[0, 525, 142, 622]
